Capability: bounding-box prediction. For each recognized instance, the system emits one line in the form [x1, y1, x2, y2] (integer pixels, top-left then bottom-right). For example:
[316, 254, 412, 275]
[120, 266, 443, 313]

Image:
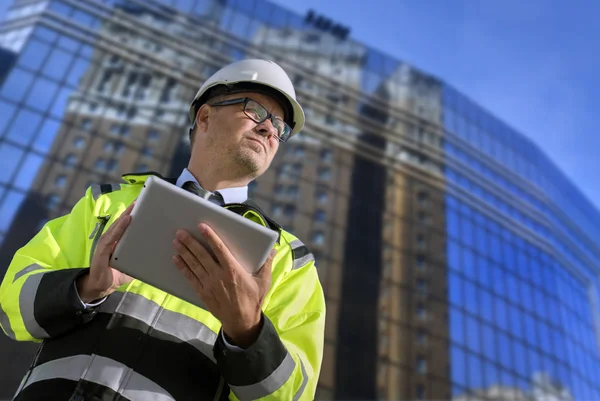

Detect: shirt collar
[175, 168, 248, 204]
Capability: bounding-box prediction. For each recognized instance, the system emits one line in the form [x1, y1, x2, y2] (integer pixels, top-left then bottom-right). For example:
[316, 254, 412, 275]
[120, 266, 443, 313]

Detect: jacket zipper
[89, 216, 110, 265]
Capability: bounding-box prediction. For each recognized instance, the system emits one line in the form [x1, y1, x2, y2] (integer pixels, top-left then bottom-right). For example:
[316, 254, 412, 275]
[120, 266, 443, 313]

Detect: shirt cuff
[73, 281, 107, 309]
[221, 330, 244, 352]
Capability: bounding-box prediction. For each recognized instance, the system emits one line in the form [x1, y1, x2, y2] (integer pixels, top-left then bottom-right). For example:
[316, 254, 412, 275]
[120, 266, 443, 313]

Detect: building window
[80, 118, 91, 130]
[417, 304, 427, 320]
[417, 191, 428, 204]
[312, 232, 324, 246]
[318, 167, 331, 180]
[55, 175, 66, 187]
[111, 124, 130, 137]
[142, 147, 152, 157]
[325, 114, 336, 126]
[418, 211, 429, 224]
[320, 148, 332, 162]
[46, 194, 60, 210]
[305, 33, 320, 43]
[417, 279, 427, 295]
[283, 204, 295, 217]
[416, 384, 425, 400]
[293, 145, 305, 157]
[147, 129, 159, 141]
[106, 159, 117, 172]
[417, 330, 427, 345]
[73, 137, 85, 149]
[314, 210, 326, 223]
[417, 234, 425, 249]
[286, 185, 298, 197]
[137, 163, 149, 172]
[95, 158, 105, 170]
[64, 154, 77, 167]
[416, 254, 425, 270]
[416, 357, 427, 373]
[316, 189, 328, 203]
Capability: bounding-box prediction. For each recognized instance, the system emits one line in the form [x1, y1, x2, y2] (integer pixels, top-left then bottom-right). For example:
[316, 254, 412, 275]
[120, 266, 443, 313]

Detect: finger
[97, 201, 135, 239]
[256, 249, 276, 279]
[173, 255, 204, 293]
[198, 224, 236, 268]
[173, 237, 209, 279]
[175, 230, 219, 271]
[96, 214, 131, 260]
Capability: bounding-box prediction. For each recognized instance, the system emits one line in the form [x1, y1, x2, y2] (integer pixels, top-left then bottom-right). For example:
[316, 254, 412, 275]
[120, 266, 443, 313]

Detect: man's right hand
[76, 202, 136, 303]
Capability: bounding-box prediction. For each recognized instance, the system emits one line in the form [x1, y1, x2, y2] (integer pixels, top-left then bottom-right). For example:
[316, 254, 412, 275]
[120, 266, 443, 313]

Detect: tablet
[110, 175, 279, 309]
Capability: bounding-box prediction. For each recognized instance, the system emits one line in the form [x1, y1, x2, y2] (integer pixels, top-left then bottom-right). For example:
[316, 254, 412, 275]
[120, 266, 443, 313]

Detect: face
[192, 92, 284, 179]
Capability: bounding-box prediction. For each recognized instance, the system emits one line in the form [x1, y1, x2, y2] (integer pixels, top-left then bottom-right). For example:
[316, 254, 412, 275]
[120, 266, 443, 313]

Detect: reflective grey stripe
[91, 184, 103, 200]
[230, 352, 296, 401]
[293, 253, 315, 270]
[13, 263, 46, 283]
[19, 354, 174, 401]
[19, 272, 50, 339]
[292, 358, 308, 401]
[0, 303, 15, 340]
[102, 292, 217, 362]
[290, 240, 303, 249]
[98, 290, 126, 313]
[290, 240, 315, 270]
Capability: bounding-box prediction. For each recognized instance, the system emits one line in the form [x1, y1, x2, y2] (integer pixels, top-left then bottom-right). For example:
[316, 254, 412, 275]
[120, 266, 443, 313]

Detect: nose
[255, 118, 278, 138]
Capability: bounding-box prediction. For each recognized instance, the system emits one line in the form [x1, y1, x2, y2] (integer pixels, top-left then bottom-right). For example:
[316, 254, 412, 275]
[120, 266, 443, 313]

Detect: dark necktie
[182, 181, 224, 206]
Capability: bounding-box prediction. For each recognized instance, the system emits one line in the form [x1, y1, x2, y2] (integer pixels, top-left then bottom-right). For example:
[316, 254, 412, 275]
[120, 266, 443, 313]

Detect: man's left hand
[172, 223, 276, 348]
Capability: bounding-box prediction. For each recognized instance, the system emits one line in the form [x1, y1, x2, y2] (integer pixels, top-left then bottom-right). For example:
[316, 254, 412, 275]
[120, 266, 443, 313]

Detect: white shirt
[76, 169, 251, 349]
[175, 168, 248, 204]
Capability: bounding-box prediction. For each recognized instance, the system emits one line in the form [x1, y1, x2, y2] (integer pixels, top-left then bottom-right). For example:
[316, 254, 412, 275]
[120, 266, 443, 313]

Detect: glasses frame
[207, 97, 292, 142]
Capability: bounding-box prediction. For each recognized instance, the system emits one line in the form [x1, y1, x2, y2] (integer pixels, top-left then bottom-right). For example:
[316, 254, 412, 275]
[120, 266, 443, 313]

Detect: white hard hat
[189, 59, 305, 136]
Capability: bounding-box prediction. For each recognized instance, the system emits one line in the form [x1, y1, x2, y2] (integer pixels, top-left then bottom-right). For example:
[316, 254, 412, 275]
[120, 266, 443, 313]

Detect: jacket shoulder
[280, 230, 316, 271]
[88, 172, 172, 201]
[89, 183, 123, 201]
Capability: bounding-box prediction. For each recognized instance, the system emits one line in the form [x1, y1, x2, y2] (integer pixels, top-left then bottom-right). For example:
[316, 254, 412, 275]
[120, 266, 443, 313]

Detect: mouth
[246, 137, 266, 152]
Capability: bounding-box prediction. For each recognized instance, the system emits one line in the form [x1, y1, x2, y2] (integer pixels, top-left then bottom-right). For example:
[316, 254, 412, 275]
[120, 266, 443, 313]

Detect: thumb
[257, 249, 276, 279]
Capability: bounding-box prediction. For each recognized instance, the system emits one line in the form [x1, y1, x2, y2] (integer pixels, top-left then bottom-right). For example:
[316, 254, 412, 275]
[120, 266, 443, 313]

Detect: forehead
[222, 92, 285, 118]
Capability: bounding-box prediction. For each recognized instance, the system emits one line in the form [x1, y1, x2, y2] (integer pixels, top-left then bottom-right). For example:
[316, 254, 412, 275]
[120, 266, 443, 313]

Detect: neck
[187, 161, 251, 192]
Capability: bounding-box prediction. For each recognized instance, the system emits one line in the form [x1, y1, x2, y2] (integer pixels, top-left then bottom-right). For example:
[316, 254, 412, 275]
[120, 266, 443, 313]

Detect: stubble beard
[230, 146, 264, 177]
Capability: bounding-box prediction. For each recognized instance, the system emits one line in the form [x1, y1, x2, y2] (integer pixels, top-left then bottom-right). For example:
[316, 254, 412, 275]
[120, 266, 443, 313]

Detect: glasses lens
[245, 99, 292, 142]
[244, 100, 268, 123]
[278, 124, 292, 142]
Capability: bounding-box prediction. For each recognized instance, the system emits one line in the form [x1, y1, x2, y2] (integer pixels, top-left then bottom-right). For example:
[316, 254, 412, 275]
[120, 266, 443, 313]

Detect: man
[0, 59, 325, 401]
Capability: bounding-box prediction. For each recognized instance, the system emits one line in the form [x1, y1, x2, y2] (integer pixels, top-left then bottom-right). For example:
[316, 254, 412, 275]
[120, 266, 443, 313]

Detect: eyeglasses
[207, 97, 293, 142]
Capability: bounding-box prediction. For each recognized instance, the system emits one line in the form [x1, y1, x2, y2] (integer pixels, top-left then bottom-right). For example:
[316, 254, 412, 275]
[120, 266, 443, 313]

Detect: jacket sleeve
[0, 187, 99, 342]
[214, 238, 326, 401]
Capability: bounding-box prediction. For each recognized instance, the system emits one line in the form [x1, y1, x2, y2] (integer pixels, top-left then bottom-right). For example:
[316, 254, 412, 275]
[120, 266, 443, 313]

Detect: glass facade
[0, 0, 597, 400]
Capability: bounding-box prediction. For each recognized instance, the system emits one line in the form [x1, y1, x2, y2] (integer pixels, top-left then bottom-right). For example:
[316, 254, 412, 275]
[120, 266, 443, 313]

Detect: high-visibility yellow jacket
[0, 173, 325, 401]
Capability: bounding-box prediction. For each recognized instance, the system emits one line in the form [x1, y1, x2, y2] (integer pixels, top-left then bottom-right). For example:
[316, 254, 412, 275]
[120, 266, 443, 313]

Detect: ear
[195, 104, 211, 133]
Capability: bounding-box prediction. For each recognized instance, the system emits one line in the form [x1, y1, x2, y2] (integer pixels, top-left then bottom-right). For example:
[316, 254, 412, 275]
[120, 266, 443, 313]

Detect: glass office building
[0, 0, 598, 400]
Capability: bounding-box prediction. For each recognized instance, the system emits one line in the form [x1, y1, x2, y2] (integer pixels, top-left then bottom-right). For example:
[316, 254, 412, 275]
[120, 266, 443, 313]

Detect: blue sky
[0, 1, 597, 212]
[269, 0, 600, 213]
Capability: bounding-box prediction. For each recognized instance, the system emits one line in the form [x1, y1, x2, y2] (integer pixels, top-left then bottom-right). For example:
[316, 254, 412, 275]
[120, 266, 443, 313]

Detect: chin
[233, 150, 267, 175]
